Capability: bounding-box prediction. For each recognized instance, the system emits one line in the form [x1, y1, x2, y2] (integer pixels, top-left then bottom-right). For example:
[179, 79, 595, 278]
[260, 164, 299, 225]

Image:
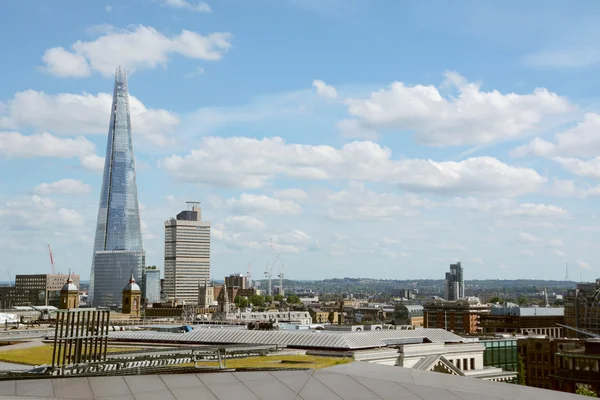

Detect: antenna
[565, 262, 569, 281]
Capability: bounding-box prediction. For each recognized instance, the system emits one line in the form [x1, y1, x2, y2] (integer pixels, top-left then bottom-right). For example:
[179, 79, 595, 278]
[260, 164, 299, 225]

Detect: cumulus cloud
[512, 113, 600, 158]
[162, 0, 211, 12]
[223, 194, 301, 215]
[323, 182, 433, 221]
[578, 260, 591, 269]
[272, 188, 309, 202]
[41, 25, 231, 78]
[341, 71, 573, 146]
[312, 80, 338, 98]
[79, 154, 105, 174]
[0, 132, 95, 158]
[0, 195, 85, 230]
[162, 136, 546, 196]
[448, 197, 569, 218]
[552, 157, 600, 179]
[223, 215, 266, 232]
[0, 90, 179, 146]
[517, 232, 542, 243]
[33, 179, 92, 196]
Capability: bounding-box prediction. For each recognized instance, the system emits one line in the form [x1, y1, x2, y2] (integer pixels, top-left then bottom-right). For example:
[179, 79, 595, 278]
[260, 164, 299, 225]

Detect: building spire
[67, 268, 72, 284]
[129, 268, 135, 284]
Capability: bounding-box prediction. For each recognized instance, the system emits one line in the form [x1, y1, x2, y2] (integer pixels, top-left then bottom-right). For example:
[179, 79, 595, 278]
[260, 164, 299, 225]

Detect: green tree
[489, 296, 502, 304]
[274, 294, 284, 302]
[234, 295, 241, 305]
[287, 294, 301, 304]
[249, 294, 265, 307]
[238, 297, 249, 308]
[576, 385, 598, 397]
[517, 297, 528, 306]
[517, 354, 526, 386]
[264, 295, 273, 303]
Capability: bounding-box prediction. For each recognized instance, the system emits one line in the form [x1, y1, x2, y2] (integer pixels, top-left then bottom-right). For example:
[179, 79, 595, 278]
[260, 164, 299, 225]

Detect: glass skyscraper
[89, 66, 145, 307]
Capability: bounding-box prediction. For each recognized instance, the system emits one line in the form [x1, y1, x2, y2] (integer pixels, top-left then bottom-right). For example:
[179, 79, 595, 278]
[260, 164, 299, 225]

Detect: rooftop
[101, 327, 466, 350]
[0, 362, 583, 399]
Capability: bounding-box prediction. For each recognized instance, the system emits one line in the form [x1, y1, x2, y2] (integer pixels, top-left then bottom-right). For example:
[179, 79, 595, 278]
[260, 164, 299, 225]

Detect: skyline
[2, 1, 600, 281]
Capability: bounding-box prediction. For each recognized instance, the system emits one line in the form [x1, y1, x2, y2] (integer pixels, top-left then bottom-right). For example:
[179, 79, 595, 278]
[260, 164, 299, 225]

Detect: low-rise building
[423, 297, 490, 334]
[394, 304, 424, 327]
[517, 336, 577, 390]
[0, 273, 81, 307]
[552, 339, 600, 394]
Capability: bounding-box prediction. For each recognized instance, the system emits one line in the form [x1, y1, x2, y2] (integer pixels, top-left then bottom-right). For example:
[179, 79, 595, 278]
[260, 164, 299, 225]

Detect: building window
[470, 358, 475, 370]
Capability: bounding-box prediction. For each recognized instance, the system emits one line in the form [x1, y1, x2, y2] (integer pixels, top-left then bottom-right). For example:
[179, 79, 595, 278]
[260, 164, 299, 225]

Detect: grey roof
[490, 305, 564, 317]
[0, 362, 584, 399]
[104, 327, 465, 350]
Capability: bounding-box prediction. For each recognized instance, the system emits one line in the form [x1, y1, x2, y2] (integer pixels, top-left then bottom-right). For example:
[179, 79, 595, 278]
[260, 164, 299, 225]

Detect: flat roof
[102, 327, 465, 350]
[0, 362, 583, 399]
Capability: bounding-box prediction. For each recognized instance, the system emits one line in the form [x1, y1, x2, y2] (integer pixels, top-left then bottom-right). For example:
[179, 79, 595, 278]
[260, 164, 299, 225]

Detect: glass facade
[89, 67, 144, 306]
[143, 268, 161, 304]
[483, 339, 518, 383]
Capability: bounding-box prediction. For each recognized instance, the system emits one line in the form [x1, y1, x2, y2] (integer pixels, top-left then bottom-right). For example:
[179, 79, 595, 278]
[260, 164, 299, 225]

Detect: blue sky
[2, 0, 600, 282]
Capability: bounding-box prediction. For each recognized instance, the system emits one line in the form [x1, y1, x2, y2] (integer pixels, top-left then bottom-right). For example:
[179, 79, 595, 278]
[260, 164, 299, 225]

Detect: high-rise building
[89, 67, 145, 306]
[445, 262, 464, 301]
[225, 273, 247, 289]
[141, 266, 161, 304]
[164, 202, 211, 304]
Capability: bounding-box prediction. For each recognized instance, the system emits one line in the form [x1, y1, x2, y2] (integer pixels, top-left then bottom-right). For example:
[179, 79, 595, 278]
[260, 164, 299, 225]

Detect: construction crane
[264, 264, 274, 296]
[47, 244, 55, 274]
[6, 269, 12, 286]
[278, 268, 285, 297]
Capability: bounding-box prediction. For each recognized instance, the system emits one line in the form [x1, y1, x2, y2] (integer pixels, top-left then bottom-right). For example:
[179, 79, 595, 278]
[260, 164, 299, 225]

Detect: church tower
[217, 281, 230, 313]
[122, 271, 141, 317]
[59, 271, 79, 310]
[198, 278, 214, 307]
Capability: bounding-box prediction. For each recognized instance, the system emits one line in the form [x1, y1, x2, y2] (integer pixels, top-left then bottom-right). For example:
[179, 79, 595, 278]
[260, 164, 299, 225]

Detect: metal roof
[0, 362, 583, 399]
[102, 327, 465, 350]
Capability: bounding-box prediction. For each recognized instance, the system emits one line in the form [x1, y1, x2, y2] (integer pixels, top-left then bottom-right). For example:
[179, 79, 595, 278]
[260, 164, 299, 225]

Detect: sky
[2, 0, 600, 282]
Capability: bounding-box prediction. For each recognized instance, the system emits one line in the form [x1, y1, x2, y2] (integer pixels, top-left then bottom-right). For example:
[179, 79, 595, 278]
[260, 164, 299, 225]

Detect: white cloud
[448, 197, 569, 218]
[336, 119, 378, 140]
[521, 48, 600, 69]
[546, 178, 600, 199]
[79, 154, 105, 174]
[33, 179, 92, 196]
[323, 182, 432, 221]
[341, 71, 573, 146]
[272, 188, 309, 202]
[0, 90, 180, 146]
[162, 0, 211, 12]
[224, 194, 301, 215]
[162, 136, 545, 196]
[512, 113, 600, 158]
[552, 249, 567, 257]
[185, 67, 205, 78]
[41, 48, 91, 78]
[517, 232, 542, 243]
[41, 25, 231, 78]
[0, 195, 85, 230]
[0, 132, 95, 158]
[549, 239, 564, 247]
[519, 250, 534, 256]
[312, 80, 338, 99]
[223, 215, 266, 232]
[105, 5, 113, 12]
[552, 156, 600, 179]
[578, 260, 591, 269]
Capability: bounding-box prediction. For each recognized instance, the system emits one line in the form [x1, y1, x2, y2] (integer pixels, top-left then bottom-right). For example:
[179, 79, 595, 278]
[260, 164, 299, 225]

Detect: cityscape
[1, 1, 600, 399]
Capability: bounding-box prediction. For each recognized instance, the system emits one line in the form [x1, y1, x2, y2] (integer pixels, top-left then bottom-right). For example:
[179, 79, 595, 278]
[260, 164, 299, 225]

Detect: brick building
[423, 297, 490, 334]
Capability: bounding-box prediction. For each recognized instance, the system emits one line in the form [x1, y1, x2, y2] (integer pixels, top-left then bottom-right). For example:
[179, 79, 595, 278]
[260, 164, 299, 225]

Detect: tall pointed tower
[89, 66, 145, 306]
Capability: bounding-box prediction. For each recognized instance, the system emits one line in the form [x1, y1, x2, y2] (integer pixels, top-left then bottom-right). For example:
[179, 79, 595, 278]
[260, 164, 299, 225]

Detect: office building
[141, 266, 161, 304]
[445, 262, 464, 301]
[164, 202, 211, 304]
[517, 337, 578, 390]
[480, 338, 518, 377]
[480, 303, 565, 337]
[393, 304, 424, 327]
[423, 297, 490, 334]
[89, 66, 145, 306]
[0, 273, 81, 307]
[564, 279, 600, 337]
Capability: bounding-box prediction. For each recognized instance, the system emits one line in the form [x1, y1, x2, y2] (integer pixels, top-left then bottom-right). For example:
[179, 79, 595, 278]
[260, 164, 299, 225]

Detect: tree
[264, 295, 273, 303]
[287, 294, 301, 304]
[238, 297, 249, 308]
[576, 385, 598, 397]
[234, 295, 241, 305]
[517, 297, 528, 306]
[489, 296, 502, 304]
[274, 294, 284, 302]
[517, 354, 526, 386]
[249, 294, 265, 307]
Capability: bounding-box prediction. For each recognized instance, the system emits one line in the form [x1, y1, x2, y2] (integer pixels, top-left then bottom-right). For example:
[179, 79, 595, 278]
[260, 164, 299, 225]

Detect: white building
[355, 342, 516, 382]
[226, 311, 312, 325]
[164, 203, 211, 304]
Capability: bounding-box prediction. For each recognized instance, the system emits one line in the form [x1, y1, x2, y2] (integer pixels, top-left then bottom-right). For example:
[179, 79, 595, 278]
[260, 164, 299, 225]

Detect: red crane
[47, 244, 55, 274]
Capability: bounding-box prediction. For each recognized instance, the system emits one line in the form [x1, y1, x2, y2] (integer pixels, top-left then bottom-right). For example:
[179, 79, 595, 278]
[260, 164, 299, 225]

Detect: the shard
[89, 66, 144, 307]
